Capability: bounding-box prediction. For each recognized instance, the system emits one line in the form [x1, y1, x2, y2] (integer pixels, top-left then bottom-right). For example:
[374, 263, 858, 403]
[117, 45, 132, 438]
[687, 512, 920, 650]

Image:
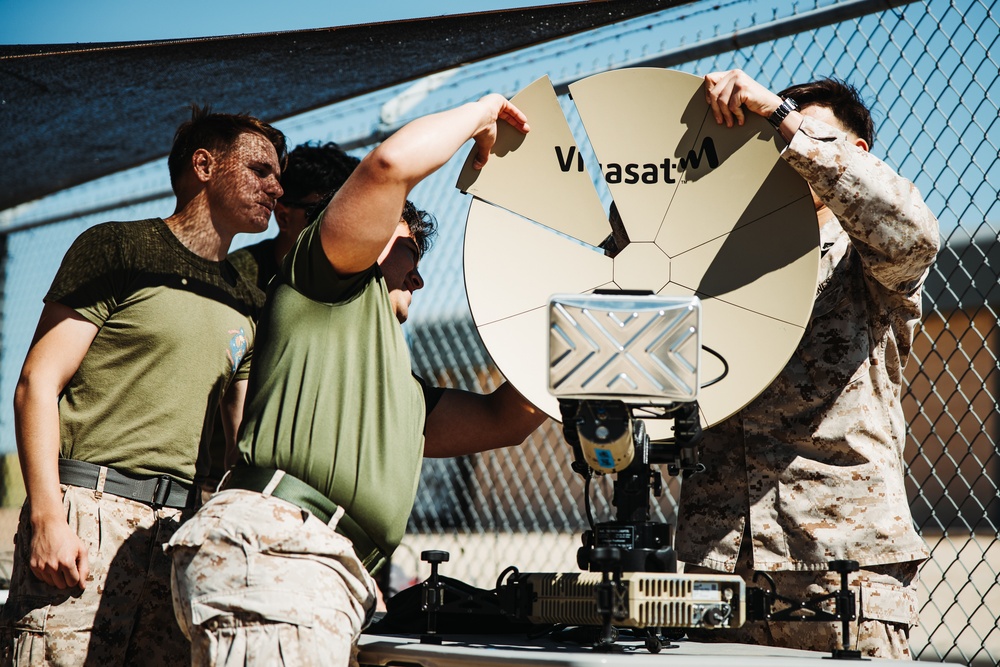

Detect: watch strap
[767, 97, 799, 129]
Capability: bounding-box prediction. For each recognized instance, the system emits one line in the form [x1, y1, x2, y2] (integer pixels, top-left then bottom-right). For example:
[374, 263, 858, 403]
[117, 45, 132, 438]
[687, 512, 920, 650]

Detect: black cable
[700, 344, 730, 388]
[495, 564, 520, 591]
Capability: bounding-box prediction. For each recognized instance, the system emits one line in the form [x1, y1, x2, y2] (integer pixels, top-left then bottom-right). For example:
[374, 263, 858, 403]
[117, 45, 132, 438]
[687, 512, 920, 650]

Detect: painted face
[207, 132, 283, 236]
[378, 220, 424, 324]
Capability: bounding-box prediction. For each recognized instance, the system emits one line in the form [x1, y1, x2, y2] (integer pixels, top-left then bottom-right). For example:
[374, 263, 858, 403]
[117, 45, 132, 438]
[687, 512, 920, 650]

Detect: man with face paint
[231, 141, 360, 293]
[168, 94, 544, 667]
[0, 108, 287, 666]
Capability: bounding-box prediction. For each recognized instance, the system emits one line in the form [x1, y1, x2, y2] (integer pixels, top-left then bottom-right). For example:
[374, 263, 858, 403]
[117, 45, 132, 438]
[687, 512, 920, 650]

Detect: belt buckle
[151, 475, 174, 508]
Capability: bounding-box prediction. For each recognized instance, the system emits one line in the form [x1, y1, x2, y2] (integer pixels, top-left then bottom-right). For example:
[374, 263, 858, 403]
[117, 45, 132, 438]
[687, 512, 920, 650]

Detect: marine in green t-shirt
[2, 108, 287, 666]
[169, 95, 547, 665]
[203, 143, 361, 493]
[238, 211, 436, 557]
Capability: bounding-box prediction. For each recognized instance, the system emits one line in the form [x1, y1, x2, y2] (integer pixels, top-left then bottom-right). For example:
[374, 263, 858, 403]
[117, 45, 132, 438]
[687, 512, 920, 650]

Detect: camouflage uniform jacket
[676, 115, 940, 573]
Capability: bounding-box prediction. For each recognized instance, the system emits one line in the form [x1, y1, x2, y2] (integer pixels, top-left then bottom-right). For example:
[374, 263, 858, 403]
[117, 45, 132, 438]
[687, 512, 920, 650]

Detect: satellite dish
[458, 69, 819, 437]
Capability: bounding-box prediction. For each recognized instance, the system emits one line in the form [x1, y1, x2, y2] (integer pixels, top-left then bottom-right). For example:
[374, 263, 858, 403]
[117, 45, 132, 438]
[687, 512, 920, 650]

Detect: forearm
[14, 377, 67, 525]
[372, 100, 507, 190]
[13, 302, 97, 588]
[320, 95, 527, 275]
[220, 379, 248, 470]
[321, 103, 495, 264]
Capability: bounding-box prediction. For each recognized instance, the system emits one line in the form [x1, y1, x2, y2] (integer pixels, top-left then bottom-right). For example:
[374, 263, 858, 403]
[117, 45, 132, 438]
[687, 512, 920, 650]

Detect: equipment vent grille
[537, 598, 597, 625]
[637, 600, 694, 627]
[637, 577, 690, 598]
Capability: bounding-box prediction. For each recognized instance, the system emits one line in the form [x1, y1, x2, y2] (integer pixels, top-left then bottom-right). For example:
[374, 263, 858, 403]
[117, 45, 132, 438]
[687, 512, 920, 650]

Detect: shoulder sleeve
[781, 115, 940, 293]
[414, 373, 446, 422]
[233, 343, 253, 382]
[45, 222, 129, 326]
[281, 219, 375, 303]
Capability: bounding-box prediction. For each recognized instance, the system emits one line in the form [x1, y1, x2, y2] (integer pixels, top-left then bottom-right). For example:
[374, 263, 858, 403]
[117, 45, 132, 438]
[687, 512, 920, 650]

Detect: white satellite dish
[458, 69, 819, 438]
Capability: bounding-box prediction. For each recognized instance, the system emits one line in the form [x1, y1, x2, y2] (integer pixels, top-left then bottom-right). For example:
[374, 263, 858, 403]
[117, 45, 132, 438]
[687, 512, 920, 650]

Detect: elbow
[13, 368, 62, 421]
[902, 188, 941, 264]
[904, 231, 940, 275]
[363, 142, 411, 185]
[13, 375, 30, 416]
[908, 213, 941, 275]
[13, 371, 42, 416]
[487, 415, 546, 452]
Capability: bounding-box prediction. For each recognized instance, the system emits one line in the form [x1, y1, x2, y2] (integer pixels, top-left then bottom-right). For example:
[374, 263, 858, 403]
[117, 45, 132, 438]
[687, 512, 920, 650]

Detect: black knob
[702, 605, 727, 627]
[827, 559, 859, 574]
[422, 550, 450, 564]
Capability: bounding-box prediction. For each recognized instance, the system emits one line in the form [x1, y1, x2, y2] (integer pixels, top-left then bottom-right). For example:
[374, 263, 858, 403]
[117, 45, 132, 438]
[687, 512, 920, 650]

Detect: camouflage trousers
[685, 541, 921, 660]
[167, 489, 377, 667]
[0, 485, 190, 666]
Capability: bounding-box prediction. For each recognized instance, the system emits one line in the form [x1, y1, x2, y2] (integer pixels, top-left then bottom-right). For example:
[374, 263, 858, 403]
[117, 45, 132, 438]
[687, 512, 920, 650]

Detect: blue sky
[0, 0, 576, 44]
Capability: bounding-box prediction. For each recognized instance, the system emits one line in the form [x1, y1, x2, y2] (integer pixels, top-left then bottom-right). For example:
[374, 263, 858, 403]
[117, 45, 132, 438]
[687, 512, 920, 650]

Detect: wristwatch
[767, 97, 799, 129]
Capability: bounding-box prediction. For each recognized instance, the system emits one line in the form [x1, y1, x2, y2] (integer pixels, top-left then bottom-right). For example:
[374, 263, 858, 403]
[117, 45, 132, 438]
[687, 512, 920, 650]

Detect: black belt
[58, 459, 196, 510]
[220, 466, 387, 575]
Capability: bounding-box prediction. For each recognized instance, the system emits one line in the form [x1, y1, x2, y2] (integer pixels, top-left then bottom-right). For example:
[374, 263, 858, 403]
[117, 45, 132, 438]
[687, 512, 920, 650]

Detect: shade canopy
[0, 0, 681, 213]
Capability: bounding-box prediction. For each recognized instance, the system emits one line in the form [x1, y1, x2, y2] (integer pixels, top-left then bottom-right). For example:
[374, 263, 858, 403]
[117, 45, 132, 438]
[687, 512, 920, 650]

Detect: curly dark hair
[168, 104, 287, 193]
[402, 200, 437, 258]
[281, 141, 361, 203]
[777, 78, 875, 148]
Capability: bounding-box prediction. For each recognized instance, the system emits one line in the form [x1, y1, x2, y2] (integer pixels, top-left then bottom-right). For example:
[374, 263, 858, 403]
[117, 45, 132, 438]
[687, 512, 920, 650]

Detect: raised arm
[704, 68, 939, 293]
[318, 94, 529, 275]
[14, 302, 98, 590]
[782, 115, 939, 292]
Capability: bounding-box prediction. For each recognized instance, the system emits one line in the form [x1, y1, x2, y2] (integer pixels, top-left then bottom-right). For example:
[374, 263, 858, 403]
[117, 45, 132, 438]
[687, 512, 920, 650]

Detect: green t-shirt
[237, 220, 426, 557]
[48, 218, 261, 483]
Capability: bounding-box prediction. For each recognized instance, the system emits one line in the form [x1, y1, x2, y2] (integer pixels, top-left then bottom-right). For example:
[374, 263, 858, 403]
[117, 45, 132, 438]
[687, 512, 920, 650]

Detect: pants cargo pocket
[5, 602, 50, 667]
[859, 578, 919, 626]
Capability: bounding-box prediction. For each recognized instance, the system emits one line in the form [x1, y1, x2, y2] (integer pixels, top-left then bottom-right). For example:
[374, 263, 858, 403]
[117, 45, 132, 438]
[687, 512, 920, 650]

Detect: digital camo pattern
[677, 115, 939, 577]
[167, 489, 376, 667]
[0, 486, 189, 666]
[687, 549, 920, 660]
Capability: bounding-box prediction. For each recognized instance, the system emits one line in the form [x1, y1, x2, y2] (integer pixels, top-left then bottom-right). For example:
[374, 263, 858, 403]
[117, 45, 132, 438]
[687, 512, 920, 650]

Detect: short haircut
[778, 78, 875, 149]
[167, 105, 287, 193]
[402, 200, 437, 258]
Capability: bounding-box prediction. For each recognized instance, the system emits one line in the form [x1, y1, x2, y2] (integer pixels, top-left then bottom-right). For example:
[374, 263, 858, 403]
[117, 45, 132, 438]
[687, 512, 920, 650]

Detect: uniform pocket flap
[859, 579, 919, 626]
[190, 590, 315, 628]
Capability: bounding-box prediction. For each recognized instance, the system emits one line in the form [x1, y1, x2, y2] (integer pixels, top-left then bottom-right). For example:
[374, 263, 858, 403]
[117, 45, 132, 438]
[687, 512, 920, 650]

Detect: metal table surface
[358, 633, 909, 666]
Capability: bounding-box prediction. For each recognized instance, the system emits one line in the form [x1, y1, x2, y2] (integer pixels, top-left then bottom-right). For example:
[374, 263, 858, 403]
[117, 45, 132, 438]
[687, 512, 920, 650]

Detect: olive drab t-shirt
[237, 219, 427, 559]
[47, 218, 261, 483]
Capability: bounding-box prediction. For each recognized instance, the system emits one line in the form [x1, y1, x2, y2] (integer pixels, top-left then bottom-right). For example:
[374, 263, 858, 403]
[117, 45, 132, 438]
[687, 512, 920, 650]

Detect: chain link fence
[1, 0, 997, 663]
